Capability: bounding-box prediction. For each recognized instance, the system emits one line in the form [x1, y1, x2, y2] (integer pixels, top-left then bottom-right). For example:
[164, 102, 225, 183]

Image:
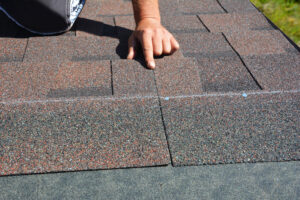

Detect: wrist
[135, 16, 161, 25]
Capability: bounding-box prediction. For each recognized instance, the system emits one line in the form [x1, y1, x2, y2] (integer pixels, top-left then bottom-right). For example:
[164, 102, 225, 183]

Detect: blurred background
[250, 0, 300, 47]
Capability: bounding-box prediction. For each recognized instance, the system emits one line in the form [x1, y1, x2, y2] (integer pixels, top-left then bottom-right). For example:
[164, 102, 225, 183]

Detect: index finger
[141, 33, 155, 69]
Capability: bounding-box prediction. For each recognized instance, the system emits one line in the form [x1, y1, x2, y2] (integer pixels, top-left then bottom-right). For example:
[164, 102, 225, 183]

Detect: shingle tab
[154, 58, 203, 96]
[218, 0, 257, 13]
[0, 61, 112, 101]
[224, 30, 287, 56]
[112, 60, 157, 97]
[161, 92, 300, 166]
[197, 55, 259, 92]
[243, 54, 300, 90]
[24, 37, 121, 62]
[0, 98, 170, 175]
[175, 32, 235, 57]
[24, 37, 74, 62]
[199, 12, 273, 33]
[177, 0, 224, 14]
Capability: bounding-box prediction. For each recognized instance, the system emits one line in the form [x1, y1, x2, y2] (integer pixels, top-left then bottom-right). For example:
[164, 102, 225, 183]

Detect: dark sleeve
[0, 0, 71, 33]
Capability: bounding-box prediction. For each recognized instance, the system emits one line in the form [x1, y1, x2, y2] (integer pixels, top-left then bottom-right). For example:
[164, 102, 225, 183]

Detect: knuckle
[142, 29, 152, 35]
[143, 47, 152, 52]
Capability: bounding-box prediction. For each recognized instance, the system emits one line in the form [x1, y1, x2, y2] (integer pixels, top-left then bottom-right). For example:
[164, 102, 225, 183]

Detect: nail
[148, 61, 155, 69]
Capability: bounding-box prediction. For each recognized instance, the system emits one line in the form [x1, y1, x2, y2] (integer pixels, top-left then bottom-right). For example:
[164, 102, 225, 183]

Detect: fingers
[162, 38, 172, 54]
[141, 33, 155, 69]
[129, 25, 180, 70]
[127, 35, 136, 60]
[170, 36, 180, 54]
[152, 32, 163, 56]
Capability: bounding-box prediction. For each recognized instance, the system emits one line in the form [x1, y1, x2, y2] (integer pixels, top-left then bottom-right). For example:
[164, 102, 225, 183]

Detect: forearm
[131, 0, 161, 24]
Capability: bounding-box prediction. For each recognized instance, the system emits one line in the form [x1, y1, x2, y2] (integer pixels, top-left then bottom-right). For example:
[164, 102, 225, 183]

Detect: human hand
[127, 18, 180, 69]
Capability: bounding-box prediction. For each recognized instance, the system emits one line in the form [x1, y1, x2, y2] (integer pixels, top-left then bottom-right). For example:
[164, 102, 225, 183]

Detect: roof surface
[0, 0, 299, 183]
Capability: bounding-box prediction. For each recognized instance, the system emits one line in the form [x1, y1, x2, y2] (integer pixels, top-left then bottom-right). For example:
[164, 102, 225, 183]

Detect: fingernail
[127, 53, 133, 59]
[148, 61, 155, 69]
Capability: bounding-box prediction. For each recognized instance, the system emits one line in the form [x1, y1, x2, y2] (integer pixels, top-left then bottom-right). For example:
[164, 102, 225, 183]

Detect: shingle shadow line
[169, 29, 208, 34]
[21, 38, 29, 62]
[215, 0, 228, 13]
[0, 163, 170, 178]
[196, 15, 210, 32]
[0, 57, 23, 63]
[221, 32, 263, 90]
[250, 26, 276, 31]
[172, 159, 300, 168]
[183, 51, 236, 58]
[181, 11, 224, 15]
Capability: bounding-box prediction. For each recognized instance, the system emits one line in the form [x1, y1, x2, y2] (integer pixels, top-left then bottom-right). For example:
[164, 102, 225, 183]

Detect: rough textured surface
[24, 37, 121, 62]
[162, 15, 208, 33]
[196, 55, 259, 92]
[177, 0, 224, 14]
[199, 12, 273, 33]
[243, 54, 300, 90]
[97, 0, 133, 16]
[0, 38, 27, 62]
[219, 0, 257, 13]
[154, 58, 203, 96]
[0, 98, 170, 175]
[161, 92, 300, 166]
[1, 162, 299, 200]
[175, 32, 235, 57]
[114, 16, 135, 31]
[24, 37, 74, 62]
[112, 60, 157, 97]
[0, 61, 112, 101]
[224, 30, 288, 56]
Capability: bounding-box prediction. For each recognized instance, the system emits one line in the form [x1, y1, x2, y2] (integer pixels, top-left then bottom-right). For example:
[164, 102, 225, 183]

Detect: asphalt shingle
[218, 0, 257, 13]
[199, 12, 273, 33]
[0, 0, 299, 177]
[112, 60, 157, 97]
[197, 55, 260, 92]
[224, 30, 287, 56]
[154, 58, 203, 96]
[0, 98, 170, 175]
[161, 92, 300, 166]
[175, 32, 235, 58]
[243, 54, 300, 90]
[0, 61, 112, 101]
[0, 38, 27, 62]
[177, 0, 224, 15]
